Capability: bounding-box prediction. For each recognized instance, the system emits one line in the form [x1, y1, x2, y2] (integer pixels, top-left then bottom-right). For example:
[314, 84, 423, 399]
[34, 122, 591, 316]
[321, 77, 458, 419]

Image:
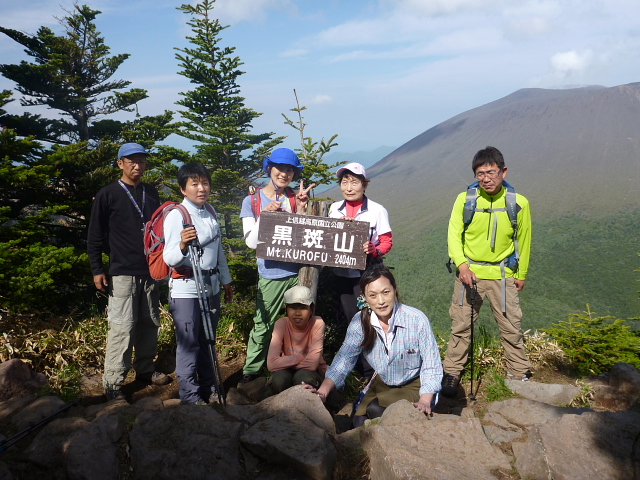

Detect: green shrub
[543, 306, 640, 375]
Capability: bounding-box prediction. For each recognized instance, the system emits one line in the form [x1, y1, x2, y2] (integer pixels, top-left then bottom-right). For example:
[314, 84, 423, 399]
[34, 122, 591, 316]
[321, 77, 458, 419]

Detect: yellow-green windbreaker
[448, 186, 531, 280]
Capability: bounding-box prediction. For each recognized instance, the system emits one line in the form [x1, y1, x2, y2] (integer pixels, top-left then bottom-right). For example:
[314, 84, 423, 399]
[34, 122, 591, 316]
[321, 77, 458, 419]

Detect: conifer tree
[0, 8, 179, 312]
[0, 4, 147, 144]
[282, 89, 341, 190]
[175, 0, 283, 238]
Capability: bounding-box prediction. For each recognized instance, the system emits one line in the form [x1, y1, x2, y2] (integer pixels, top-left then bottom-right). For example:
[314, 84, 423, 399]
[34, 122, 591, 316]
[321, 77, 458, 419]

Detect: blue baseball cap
[118, 143, 148, 159]
[262, 148, 304, 175]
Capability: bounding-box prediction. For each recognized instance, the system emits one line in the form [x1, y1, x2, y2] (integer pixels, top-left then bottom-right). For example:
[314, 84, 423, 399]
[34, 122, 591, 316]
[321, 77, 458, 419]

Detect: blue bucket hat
[263, 148, 304, 175]
[118, 143, 148, 159]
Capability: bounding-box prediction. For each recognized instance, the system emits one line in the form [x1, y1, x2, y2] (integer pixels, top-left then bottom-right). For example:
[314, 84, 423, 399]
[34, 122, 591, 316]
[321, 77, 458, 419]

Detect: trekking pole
[0, 400, 78, 454]
[187, 238, 226, 407]
[468, 280, 478, 401]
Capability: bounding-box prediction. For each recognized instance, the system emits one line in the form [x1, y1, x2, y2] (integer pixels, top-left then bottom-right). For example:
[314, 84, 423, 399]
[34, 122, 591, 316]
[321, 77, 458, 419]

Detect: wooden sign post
[256, 200, 369, 302]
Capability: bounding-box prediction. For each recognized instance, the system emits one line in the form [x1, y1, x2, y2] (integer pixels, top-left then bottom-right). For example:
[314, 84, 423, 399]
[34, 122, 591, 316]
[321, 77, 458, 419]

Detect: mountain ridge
[322, 82, 640, 329]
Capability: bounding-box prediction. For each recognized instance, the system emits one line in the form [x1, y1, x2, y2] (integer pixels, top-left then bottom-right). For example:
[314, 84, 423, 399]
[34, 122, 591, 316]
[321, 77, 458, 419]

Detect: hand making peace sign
[295, 179, 316, 212]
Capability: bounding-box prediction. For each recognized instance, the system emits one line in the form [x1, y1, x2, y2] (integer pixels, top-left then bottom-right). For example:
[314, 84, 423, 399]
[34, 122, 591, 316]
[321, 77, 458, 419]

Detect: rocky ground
[2, 355, 640, 480]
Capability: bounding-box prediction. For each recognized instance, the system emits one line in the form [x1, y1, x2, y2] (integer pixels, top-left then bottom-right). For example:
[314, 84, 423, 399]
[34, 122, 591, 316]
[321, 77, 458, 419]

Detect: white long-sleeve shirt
[163, 199, 232, 298]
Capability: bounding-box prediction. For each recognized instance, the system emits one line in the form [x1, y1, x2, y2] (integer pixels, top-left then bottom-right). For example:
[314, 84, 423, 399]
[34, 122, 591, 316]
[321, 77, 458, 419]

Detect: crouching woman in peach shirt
[266, 285, 327, 395]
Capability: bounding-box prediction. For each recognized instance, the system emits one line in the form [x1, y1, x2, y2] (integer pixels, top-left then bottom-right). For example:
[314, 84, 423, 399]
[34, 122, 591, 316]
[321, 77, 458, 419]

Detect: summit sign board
[256, 211, 369, 270]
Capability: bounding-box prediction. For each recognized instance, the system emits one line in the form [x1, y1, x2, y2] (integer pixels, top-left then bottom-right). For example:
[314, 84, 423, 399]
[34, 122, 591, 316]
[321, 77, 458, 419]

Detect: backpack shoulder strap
[284, 187, 297, 214]
[172, 203, 192, 227]
[502, 180, 518, 228]
[251, 188, 262, 219]
[204, 203, 217, 220]
[463, 181, 479, 225]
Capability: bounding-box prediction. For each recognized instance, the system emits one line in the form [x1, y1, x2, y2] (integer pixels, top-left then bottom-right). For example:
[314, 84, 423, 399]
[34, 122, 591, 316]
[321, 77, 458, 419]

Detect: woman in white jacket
[163, 163, 233, 405]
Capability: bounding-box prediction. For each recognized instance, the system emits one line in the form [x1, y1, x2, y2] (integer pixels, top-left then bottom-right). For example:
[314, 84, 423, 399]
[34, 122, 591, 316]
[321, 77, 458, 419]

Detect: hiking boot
[136, 371, 172, 386]
[104, 389, 125, 402]
[182, 398, 208, 406]
[440, 373, 460, 398]
[237, 374, 259, 388]
[506, 372, 531, 381]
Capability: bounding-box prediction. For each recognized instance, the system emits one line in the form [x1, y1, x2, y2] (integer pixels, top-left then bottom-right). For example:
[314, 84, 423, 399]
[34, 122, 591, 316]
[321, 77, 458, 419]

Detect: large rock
[24, 417, 89, 468]
[504, 380, 581, 406]
[129, 405, 242, 480]
[514, 411, 640, 480]
[486, 398, 592, 427]
[593, 362, 640, 411]
[64, 413, 125, 480]
[241, 409, 336, 480]
[480, 412, 525, 444]
[10, 396, 66, 431]
[361, 400, 511, 480]
[0, 395, 36, 422]
[227, 385, 335, 435]
[0, 462, 12, 480]
[0, 359, 47, 401]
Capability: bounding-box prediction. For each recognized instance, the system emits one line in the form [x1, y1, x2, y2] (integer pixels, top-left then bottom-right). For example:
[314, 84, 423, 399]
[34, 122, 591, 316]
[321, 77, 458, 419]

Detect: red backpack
[250, 187, 297, 218]
[144, 201, 217, 280]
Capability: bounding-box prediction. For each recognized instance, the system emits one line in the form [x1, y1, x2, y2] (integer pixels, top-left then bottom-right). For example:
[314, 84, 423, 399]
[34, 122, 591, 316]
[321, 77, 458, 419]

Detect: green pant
[243, 275, 298, 375]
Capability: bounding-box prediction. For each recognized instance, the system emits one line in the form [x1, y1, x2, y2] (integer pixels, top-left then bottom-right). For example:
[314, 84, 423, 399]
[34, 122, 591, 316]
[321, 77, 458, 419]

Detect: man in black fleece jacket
[87, 143, 169, 400]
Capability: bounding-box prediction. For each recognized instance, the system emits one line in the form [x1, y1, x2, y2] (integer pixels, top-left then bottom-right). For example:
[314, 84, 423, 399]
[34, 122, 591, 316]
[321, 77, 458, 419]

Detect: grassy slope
[385, 210, 640, 337]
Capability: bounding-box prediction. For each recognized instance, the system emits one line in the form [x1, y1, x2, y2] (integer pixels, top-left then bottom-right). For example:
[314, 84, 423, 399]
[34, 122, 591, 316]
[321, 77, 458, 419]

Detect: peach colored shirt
[267, 316, 327, 373]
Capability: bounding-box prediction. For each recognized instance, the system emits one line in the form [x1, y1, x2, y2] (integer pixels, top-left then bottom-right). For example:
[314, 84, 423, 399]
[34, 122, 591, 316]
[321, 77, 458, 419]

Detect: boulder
[10, 396, 66, 431]
[227, 386, 335, 435]
[25, 417, 89, 468]
[130, 396, 164, 412]
[504, 380, 581, 406]
[236, 376, 268, 402]
[593, 362, 640, 411]
[0, 395, 36, 422]
[361, 400, 511, 480]
[241, 409, 336, 480]
[486, 398, 592, 427]
[226, 387, 252, 406]
[129, 405, 242, 480]
[0, 359, 47, 401]
[0, 462, 12, 480]
[64, 413, 125, 480]
[515, 411, 640, 480]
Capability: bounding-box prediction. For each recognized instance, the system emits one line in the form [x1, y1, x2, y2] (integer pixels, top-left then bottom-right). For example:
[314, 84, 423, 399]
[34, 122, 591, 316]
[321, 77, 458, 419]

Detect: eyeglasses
[123, 159, 147, 166]
[475, 170, 501, 180]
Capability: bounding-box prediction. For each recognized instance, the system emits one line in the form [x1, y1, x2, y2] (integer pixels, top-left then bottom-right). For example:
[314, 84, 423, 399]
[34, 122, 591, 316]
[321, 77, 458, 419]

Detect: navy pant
[170, 293, 221, 404]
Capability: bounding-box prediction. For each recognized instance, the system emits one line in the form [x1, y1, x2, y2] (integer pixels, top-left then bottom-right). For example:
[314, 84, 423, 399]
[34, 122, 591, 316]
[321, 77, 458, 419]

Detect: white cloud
[208, 0, 296, 23]
[310, 94, 332, 105]
[504, 16, 553, 39]
[385, 0, 503, 17]
[550, 49, 594, 77]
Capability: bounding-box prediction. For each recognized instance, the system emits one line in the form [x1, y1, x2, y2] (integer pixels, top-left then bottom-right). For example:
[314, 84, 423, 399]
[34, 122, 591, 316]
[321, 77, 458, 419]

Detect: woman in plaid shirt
[305, 265, 442, 426]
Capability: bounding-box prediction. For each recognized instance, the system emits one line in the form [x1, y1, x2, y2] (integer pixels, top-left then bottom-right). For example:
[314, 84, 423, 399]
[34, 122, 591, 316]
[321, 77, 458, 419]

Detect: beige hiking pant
[443, 276, 531, 377]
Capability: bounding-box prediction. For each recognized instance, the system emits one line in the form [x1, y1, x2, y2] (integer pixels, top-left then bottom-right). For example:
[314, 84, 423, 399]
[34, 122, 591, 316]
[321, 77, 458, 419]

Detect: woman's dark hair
[358, 265, 400, 352]
[338, 171, 370, 190]
[178, 162, 212, 190]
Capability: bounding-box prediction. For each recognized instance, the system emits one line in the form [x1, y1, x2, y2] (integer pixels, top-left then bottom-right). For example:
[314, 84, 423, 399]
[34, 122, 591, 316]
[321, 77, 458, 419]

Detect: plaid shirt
[326, 302, 443, 395]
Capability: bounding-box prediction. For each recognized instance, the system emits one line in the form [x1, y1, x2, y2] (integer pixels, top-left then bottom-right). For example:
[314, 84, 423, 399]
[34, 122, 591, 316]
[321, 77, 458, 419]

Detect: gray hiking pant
[103, 275, 160, 392]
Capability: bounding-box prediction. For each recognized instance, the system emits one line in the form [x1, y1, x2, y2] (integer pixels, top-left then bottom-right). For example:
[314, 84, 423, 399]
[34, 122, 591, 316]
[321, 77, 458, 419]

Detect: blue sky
[1, 0, 639, 153]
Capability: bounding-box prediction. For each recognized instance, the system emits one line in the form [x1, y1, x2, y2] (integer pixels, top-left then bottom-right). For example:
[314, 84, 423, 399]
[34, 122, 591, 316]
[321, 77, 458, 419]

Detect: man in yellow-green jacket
[441, 146, 532, 397]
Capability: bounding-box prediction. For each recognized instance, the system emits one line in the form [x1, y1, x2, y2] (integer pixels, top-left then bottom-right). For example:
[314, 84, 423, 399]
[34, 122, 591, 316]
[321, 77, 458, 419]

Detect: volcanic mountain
[325, 83, 640, 329]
